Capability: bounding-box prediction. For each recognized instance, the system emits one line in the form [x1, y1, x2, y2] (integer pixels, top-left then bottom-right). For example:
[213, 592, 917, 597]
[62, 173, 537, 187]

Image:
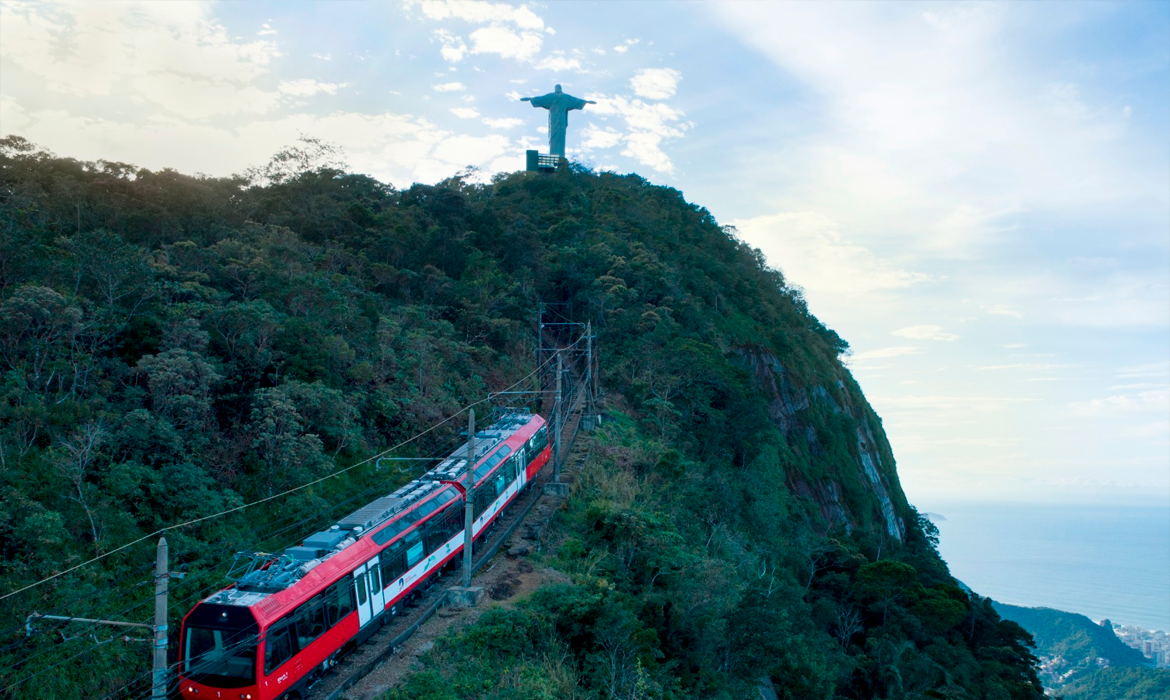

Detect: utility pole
[462, 409, 476, 588]
[593, 331, 600, 409]
[23, 537, 178, 696]
[153, 537, 168, 700]
[553, 351, 563, 480]
[585, 321, 594, 424]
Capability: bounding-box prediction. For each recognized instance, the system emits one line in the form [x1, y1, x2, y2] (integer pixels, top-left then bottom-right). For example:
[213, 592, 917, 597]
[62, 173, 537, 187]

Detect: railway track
[304, 388, 587, 700]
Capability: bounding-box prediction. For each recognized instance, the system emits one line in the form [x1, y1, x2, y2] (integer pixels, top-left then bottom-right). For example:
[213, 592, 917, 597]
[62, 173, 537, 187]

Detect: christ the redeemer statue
[520, 84, 595, 158]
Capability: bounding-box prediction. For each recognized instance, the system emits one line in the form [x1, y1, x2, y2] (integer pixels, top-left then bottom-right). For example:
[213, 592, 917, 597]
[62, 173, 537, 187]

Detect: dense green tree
[0, 139, 1043, 700]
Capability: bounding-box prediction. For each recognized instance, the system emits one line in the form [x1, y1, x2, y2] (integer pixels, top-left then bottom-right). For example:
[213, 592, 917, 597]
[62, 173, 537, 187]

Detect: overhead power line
[1, 347, 569, 602]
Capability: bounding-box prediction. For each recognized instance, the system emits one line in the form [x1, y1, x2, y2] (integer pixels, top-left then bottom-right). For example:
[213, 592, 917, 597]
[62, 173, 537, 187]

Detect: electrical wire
[1, 348, 565, 603]
[3, 335, 588, 697]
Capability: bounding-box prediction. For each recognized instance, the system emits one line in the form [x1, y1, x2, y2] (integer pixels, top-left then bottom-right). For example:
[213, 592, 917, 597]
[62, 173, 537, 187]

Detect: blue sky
[2, 1, 1167, 506]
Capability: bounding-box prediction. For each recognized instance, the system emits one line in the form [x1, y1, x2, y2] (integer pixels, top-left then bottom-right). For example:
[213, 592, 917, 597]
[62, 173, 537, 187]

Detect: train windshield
[184, 627, 257, 685]
[182, 603, 260, 688]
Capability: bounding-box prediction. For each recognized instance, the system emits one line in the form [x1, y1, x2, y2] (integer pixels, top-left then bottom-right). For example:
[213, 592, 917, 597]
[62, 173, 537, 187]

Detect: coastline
[922, 500, 1170, 632]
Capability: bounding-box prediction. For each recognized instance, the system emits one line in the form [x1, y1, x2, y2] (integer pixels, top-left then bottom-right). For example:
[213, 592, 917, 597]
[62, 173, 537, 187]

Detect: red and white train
[179, 411, 550, 700]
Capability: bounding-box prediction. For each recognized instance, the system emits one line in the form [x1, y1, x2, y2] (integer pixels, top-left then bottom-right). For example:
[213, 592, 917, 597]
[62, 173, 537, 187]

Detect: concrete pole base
[543, 482, 570, 497]
[446, 586, 485, 608]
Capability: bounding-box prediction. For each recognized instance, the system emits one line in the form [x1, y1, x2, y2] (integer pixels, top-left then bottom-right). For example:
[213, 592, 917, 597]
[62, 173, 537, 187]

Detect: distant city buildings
[1113, 623, 1169, 669]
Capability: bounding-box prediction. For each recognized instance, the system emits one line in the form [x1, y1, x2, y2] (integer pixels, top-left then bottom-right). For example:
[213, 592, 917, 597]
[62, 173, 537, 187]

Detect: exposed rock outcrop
[741, 348, 907, 541]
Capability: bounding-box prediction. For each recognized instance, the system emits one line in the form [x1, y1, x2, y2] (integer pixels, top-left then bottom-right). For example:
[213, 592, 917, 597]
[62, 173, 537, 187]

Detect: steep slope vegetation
[0, 137, 1043, 699]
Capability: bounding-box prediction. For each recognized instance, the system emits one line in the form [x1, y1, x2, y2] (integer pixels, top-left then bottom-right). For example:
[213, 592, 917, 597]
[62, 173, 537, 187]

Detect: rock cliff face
[743, 348, 907, 541]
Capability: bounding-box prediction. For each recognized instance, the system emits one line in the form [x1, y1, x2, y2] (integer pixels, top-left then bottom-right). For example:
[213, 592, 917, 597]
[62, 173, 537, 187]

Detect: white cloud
[892, 325, 959, 341]
[1070, 389, 1170, 417]
[311, 52, 332, 61]
[706, 2, 1164, 262]
[536, 52, 583, 72]
[408, 0, 545, 31]
[1, 0, 281, 112]
[977, 363, 1073, 371]
[733, 211, 932, 296]
[987, 304, 1024, 318]
[430, 132, 509, 167]
[468, 25, 543, 61]
[878, 395, 1040, 411]
[613, 38, 640, 54]
[581, 124, 623, 149]
[432, 29, 468, 62]
[279, 79, 348, 97]
[450, 107, 480, 118]
[130, 74, 281, 118]
[1117, 362, 1170, 380]
[849, 346, 922, 362]
[630, 68, 681, 100]
[258, 22, 277, 36]
[412, 0, 548, 63]
[586, 94, 689, 172]
[433, 81, 467, 92]
[484, 117, 522, 129]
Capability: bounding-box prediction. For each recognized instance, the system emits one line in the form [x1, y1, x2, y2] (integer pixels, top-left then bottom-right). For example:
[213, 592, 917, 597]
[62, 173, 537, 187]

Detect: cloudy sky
[2, 0, 1167, 507]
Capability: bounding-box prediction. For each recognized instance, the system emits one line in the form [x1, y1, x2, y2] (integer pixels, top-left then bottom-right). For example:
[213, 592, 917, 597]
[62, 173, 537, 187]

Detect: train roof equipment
[211, 409, 539, 602]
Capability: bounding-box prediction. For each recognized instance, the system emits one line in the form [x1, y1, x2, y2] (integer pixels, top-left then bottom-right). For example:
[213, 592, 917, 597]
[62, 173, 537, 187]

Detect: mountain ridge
[0, 137, 1043, 699]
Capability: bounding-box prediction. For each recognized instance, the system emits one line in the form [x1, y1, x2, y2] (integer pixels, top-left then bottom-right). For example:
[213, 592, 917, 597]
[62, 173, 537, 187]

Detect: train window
[434, 490, 455, 505]
[325, 580, 354, 626]
[368, 563, 382, 594]
[381, 545, 406, 582]
[495, 473, 506, 496]
[294, 596, 326, 650]
[422, 518, 440, 554]
[446, 506, 461, 537]
[425, 505, 458, 552]
[355, 572, 368, 607]
[404, 530, 423, 567]
[417, 498, 438, 518]
[372, 519, 405, 546]
[184, 626, 257, 685]
[475, 446, 512, 481]
[263, 621, 295, 675]
[473, 488, 492, 519]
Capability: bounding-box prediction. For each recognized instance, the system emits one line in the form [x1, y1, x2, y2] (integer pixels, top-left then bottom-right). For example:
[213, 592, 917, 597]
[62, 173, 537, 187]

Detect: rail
[312, 374, 588, 700]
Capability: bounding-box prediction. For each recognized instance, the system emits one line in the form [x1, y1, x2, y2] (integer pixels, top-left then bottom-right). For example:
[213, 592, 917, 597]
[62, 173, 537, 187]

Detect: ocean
[921, 500, 1170, 632]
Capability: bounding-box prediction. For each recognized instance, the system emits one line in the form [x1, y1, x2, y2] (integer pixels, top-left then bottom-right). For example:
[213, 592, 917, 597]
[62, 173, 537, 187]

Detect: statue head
[554, 84, 563, 93]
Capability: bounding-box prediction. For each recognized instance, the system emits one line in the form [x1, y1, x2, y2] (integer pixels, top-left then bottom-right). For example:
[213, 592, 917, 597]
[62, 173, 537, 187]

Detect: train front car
[178, 410, 551, 700]
[180, 601, 261, 699]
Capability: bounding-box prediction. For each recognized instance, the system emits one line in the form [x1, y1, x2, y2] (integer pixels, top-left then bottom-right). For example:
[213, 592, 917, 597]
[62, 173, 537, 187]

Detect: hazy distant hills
[992, 602, 1148, 667]
[992, 601, 1164, 698]
[1057, 667, 1170, 700]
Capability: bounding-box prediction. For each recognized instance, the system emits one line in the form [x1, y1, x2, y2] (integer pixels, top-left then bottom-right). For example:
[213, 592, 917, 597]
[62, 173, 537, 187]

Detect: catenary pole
[554, 351, 563, 480]
[152, 537, 168, 700]
[586, 321, 594, 421]
[462, 409, 476, 588]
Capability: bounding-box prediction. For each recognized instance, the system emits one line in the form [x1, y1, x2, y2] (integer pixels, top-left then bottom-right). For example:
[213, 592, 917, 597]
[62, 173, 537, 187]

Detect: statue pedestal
[526, 150, 562, 173]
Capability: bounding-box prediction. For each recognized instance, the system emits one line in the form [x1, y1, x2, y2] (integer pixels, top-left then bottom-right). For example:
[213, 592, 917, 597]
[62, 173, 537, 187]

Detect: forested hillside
[992, 602, 1149, 689]
[0, 136, 1043, 699]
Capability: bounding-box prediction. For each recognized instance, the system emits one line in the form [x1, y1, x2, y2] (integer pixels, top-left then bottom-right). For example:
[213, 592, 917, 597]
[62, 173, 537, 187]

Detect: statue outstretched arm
[520, 97, 532, 101]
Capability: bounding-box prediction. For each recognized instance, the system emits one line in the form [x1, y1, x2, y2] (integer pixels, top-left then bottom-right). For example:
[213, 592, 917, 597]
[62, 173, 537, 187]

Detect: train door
[516, 448, 527, 488]
[353, 556, 385, 629]
[353, 563, 372, 628]
[366, 555, 385, 615]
